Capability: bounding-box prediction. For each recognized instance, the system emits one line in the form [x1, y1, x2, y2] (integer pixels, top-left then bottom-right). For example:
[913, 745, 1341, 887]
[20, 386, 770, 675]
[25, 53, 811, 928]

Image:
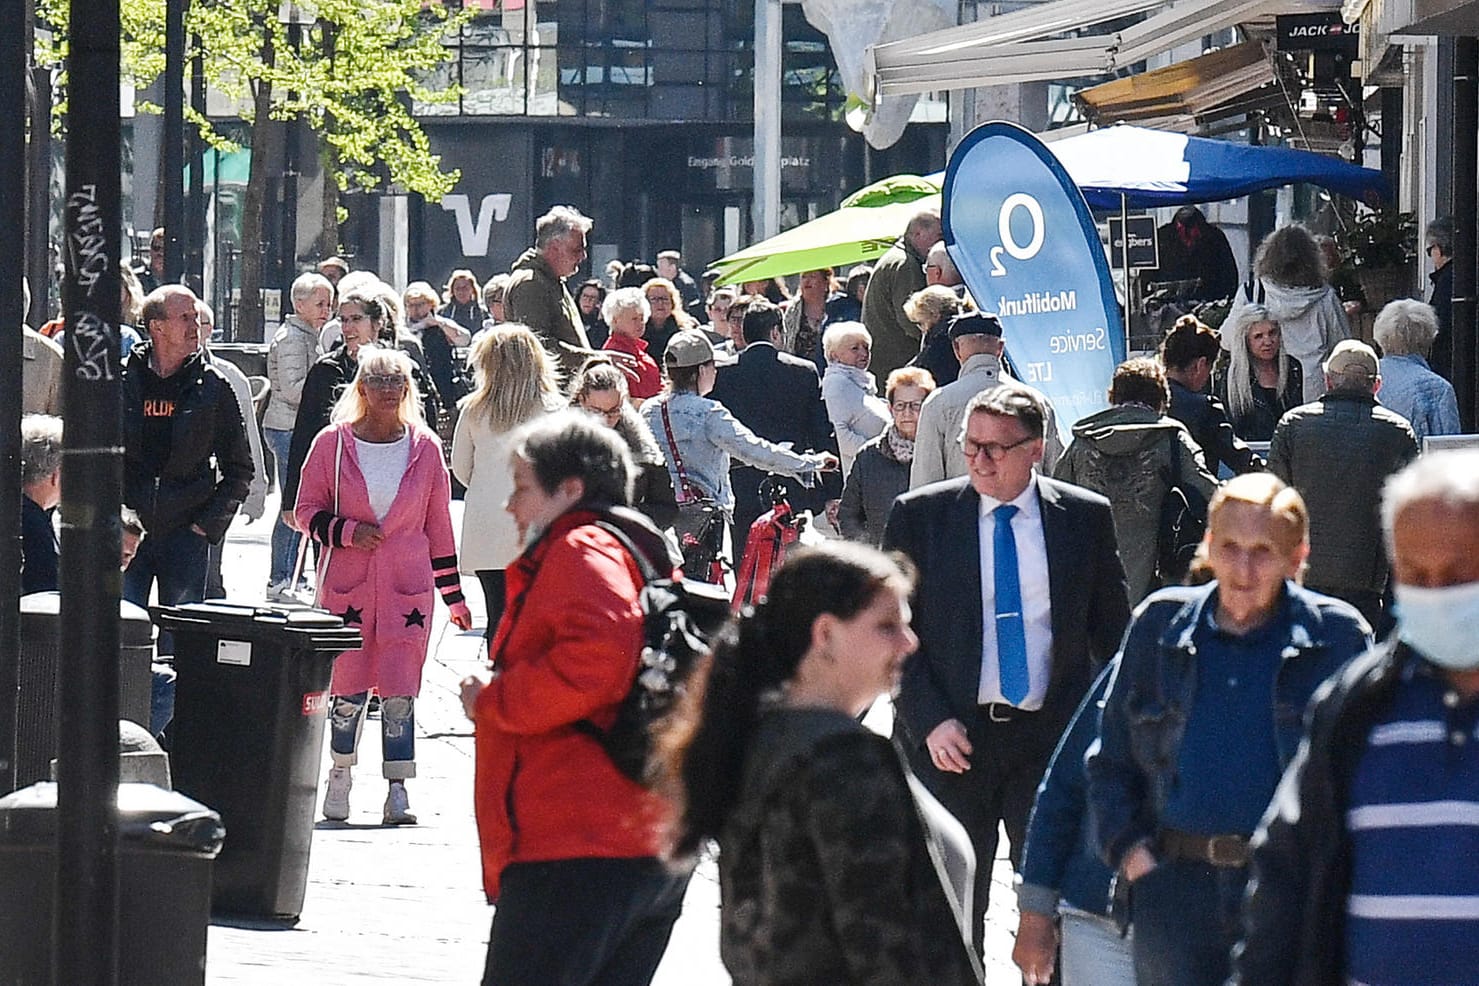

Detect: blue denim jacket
[1018, 662, 1117, 918]
[640, 390, 824, 512]
[1086, 581, 1371, 870]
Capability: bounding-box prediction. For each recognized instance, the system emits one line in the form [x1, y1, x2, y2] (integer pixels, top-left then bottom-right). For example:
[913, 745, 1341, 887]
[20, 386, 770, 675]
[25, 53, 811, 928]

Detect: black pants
[482, 857, 689, 986]
[905, 706, 1060, 955]
[477, 569, 506, 651]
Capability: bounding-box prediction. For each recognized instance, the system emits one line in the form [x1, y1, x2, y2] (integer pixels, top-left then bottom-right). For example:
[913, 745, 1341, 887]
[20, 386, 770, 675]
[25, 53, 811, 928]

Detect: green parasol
[711, 174, 941, 287]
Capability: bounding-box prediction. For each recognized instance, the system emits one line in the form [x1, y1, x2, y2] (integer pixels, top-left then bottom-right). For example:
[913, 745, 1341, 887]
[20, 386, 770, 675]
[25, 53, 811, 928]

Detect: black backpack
[1157, 437, 1209, 586]
[576, 509, 733, 785]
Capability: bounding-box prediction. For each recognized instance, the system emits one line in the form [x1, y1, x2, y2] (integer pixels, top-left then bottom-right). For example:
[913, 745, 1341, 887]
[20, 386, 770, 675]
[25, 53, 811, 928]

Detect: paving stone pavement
[202, 499, 1024, 984]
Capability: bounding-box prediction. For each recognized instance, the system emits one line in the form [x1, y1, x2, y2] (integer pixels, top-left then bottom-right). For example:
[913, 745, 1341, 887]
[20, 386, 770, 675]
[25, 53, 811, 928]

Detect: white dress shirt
[976, 477, 1055, 709]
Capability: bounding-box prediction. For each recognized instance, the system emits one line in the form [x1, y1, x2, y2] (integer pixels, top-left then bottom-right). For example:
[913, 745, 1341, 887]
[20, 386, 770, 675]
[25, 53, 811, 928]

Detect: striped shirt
[1344, 660, 1479, 985]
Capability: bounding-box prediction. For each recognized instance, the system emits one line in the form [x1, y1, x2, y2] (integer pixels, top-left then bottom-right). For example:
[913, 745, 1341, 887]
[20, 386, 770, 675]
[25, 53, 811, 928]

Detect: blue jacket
[639, 390, 827, 514]
[1086, 581, 1371, 870]
[1017, 662, 1117, 919]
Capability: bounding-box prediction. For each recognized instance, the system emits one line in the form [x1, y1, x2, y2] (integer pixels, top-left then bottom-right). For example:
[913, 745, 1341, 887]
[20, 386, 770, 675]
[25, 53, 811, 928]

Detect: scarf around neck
[881, 423, 915, 465]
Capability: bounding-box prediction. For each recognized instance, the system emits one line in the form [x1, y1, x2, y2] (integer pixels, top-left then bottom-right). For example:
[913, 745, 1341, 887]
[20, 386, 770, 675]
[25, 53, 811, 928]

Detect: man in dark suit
[709, 299, 841, 538]
[884, 385, 1131, 956]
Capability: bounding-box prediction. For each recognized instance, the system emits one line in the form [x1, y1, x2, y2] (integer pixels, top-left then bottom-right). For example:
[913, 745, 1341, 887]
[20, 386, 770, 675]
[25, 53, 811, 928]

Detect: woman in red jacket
[459, 410, 688, 986]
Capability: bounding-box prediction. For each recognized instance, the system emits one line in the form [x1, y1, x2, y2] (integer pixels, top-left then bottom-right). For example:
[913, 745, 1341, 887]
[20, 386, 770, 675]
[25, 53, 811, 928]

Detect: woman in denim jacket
[1085, 473, 1371, 986]
[640, 331, 835, 547]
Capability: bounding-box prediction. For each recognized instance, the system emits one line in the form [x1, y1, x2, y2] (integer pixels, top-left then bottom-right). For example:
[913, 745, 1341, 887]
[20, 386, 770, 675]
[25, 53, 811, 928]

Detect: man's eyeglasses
[364, 373, 407, 390]
[961, 435, 1035, 460]
[891, 400, 924, 413]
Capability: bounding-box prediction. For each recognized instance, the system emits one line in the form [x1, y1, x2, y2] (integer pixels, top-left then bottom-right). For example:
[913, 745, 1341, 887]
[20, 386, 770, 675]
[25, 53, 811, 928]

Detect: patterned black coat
[719, 708, 982, 986]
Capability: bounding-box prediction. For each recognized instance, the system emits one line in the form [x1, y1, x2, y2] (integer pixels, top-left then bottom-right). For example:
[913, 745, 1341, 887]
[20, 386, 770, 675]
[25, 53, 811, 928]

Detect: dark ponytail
[654, 542, 915, 861]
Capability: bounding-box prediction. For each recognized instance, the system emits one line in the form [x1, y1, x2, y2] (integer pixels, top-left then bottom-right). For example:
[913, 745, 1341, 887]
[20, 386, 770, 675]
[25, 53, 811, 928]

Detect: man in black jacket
[122, 285, 253, 624]
[1236, 450, 1479, 986]
[709, 299, 841, 539]
[1269, 340, 1419, 631]
[884, 385, 1130, 956]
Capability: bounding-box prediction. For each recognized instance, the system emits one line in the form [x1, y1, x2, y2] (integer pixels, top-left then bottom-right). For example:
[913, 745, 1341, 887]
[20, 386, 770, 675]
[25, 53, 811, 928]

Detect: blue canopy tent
[926, 125, 1389, 209]
[928, 123, 1391, 380]
[1045, 124, 1390, 209]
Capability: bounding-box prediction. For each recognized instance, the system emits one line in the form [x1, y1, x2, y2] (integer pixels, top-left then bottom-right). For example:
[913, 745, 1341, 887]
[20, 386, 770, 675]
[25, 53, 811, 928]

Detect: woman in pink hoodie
[296, 345, 472, 825]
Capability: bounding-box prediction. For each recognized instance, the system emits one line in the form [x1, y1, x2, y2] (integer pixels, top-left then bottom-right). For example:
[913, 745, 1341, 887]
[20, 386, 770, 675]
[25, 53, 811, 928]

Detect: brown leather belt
[1158, 828, 1250, 868]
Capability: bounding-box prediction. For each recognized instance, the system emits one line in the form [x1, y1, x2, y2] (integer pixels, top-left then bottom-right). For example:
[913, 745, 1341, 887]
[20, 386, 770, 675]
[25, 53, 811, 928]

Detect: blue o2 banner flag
[943, 121, 1126, 446]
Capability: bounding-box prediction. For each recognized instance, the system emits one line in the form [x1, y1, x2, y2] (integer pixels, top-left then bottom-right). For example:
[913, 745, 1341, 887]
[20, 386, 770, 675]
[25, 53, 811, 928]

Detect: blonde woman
[452, 324, 566, 641]
[295, 345, 472, 824]
[1214, 303, 1304, 442]
[904, 285, 967, 387]
[820, 321, 889, 476]
[642, 276, 696, 364]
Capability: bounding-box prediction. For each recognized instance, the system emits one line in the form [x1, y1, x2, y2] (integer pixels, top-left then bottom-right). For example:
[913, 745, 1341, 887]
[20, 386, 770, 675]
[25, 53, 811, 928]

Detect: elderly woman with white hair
[1214, 302, 1304, 442]
[600, 286, 662, 401]
[1373, 298, 1461, 441]
[820, 320, 890, 476]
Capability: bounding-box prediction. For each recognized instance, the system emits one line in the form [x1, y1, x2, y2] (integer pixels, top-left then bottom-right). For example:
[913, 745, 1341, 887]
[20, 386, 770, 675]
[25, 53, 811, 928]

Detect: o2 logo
[988, 193, 1046, 277]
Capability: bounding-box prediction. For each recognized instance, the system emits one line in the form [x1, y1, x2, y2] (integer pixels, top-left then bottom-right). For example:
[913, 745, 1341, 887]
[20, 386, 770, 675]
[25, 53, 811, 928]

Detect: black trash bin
[152, 602, 360, 921]
[0, 781, 224, 985]
[16, 592, 155, 787]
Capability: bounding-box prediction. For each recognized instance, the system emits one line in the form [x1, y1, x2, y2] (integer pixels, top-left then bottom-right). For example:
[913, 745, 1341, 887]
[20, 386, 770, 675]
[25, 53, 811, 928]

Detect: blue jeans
[483, 857, 688, 986]
[124, 525, 210, 657]
[329, 692, 415, 779]
[1060, 907, 1135, 986]
[263, 427, 300, 584]
[150, 662, 177, 738]
[1130, 859, 1247, 986]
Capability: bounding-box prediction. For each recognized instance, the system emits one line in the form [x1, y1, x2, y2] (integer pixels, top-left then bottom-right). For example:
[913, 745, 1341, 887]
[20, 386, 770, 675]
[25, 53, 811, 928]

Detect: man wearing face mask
[1234, 450, 1479, 986]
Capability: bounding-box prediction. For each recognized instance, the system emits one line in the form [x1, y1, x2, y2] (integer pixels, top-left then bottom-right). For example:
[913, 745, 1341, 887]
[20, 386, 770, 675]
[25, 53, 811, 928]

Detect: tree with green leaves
[39, 0, 470, 338]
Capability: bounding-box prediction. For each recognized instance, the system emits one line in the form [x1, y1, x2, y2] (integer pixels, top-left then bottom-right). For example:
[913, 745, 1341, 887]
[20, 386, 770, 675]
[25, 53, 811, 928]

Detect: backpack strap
[1244, 273, 1265, 305]
[592, 519, 661, 586]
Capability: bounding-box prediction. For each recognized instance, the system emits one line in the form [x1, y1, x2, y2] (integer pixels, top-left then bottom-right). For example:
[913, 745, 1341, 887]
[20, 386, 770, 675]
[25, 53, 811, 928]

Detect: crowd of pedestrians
[13, 200, 1479, 986]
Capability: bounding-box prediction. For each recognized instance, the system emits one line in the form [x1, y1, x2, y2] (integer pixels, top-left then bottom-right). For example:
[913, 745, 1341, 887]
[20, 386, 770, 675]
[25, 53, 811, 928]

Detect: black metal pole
[57, 0, 123, 976]
[1380, 86, 1403, 203]
[0, 0, 29, 797]
[187, 38, 206, 295]
[162, 0, 186, 283]
[1452, 38, 1477, 432]
[26, 66, 52, 330]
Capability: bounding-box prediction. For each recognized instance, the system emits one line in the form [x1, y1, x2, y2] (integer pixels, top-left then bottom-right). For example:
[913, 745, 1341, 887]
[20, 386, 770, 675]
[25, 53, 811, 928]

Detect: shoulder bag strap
[659, 399, 703, 503]
[314, 429, 344, 608]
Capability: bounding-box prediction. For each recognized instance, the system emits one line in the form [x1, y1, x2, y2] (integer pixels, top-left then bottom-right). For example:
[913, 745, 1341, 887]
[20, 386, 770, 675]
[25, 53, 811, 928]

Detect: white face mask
[1394, 580, 1479, 671]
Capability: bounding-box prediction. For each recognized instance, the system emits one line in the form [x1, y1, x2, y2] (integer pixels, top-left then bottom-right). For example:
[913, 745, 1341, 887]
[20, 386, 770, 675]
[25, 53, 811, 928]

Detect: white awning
[867, 0, 1282, 98]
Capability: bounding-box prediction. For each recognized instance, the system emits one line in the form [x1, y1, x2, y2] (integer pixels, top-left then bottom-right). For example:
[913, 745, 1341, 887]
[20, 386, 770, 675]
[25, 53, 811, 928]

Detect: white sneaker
[383, 781, 417, 825]
[323, 766, 352, 821]
[266, 580, 294, 603]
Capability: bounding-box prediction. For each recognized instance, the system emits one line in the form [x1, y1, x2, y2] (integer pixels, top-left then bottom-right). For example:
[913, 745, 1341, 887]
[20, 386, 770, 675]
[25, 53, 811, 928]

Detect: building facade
[395, 0, 946, 288]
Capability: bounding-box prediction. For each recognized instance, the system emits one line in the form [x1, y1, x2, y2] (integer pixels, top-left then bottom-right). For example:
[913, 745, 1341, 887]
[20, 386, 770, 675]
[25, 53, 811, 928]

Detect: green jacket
[504, 248, 591, 373]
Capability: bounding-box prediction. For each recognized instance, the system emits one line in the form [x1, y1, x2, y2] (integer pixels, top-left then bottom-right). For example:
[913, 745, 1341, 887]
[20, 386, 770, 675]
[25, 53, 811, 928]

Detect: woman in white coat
[451, 324, 564, 645]
[819, 321, 889, 477]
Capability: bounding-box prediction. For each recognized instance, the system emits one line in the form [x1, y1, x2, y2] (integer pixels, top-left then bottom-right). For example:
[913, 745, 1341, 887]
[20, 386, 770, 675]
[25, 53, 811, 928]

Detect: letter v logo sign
[442, 193, 512, 257]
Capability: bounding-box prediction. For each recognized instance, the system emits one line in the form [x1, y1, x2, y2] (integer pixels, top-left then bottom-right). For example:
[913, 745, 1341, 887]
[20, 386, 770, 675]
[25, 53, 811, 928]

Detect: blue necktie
[993, 504, 1030, 705]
